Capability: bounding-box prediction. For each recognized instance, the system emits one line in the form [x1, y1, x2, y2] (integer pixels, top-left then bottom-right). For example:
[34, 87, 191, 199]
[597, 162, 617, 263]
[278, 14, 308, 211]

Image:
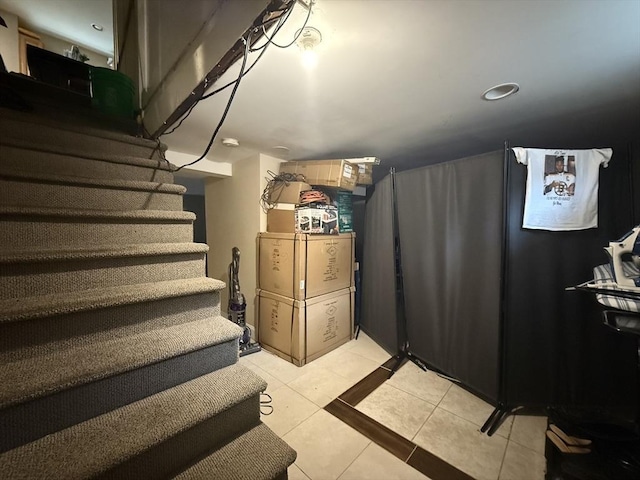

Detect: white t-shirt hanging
[512, 147, 612, 231]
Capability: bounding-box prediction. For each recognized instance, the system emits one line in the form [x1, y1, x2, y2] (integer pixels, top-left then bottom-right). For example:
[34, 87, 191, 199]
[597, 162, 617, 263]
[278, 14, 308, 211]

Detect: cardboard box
[295, 204, 339, 234]
[355, 163, 373, 185]
[267, 208, 295, 233]
[334, 191, 353, 233]
[257, 287, 354, 366]
[279, 159, 359, 191]
[268, 181, 311, 205]
[257, 232, 355, 300]
[267, 205, 340, 234]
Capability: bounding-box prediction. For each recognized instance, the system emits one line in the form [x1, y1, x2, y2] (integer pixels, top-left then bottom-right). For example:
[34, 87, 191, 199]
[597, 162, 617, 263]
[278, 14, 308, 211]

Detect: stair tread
[0, 315, 242, 409]
[0, 363, 266, 479]
[0, 277, 225, 323]
[0, 205, 195, 221]
[0, 169, 186, 194]
[0, 141, 175, 172]
[0, 107, 165, 150]
[174, 423, 297, 480]
[0, 243, 209, 263]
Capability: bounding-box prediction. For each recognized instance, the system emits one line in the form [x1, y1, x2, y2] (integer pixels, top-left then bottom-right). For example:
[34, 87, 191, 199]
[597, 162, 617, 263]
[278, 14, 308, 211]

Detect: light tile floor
[239, 333, 547, 480]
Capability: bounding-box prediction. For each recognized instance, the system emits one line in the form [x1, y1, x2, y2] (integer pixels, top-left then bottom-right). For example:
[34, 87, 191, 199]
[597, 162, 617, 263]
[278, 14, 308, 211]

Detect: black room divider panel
[360, 145, 637, 424]
[360, 175, 397, 354]
[360, 152, 504, 403]
[396, 151, 504, 403]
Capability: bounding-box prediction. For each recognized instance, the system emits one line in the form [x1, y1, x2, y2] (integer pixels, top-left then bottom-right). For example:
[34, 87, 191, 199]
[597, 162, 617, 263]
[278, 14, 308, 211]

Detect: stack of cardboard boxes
[256, 158, 374, 366]
[256, 232, 355, 366]
[266, 158, 373, 235]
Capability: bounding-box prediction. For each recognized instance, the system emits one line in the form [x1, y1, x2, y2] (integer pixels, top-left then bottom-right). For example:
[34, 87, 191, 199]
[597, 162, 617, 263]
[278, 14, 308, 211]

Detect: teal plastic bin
[90, 67, 135, 118]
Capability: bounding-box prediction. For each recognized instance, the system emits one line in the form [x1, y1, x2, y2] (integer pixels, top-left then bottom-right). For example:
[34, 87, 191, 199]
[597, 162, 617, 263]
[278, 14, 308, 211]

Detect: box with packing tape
[356, 163, 373, 185]
[256, 287, 355, 366]
[279, 159, 359, 191]
[257, 232, 355, 300]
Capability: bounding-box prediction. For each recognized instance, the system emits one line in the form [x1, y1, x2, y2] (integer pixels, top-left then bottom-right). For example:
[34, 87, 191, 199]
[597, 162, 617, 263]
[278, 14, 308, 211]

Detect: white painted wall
[205, 153, 261, 328]
[259, 153, 286, 231]
[0, 8, 19, 72]
[204, 152, 285, 333]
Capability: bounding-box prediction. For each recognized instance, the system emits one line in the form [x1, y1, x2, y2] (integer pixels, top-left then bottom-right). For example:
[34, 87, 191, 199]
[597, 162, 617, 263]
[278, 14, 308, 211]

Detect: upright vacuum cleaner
[228, 247, 261, 356]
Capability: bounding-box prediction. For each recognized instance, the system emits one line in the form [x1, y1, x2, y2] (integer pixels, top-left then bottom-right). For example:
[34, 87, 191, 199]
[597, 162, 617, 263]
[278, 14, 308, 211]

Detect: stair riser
[0, 219, 194, 249]
[0, 119, 164, 160]
[0, 340, 239, 454]
[0, 292, 221, 363]
[0, 253, 206, 299]
[101, 396, 260, 480]
[0, 178, 183, 211]
[1, 145, 174, 183]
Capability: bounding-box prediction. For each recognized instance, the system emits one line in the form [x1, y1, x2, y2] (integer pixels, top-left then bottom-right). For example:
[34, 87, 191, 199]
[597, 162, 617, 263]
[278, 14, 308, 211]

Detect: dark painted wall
[183, 194, 206, 244]
[504, 143, 638, 420]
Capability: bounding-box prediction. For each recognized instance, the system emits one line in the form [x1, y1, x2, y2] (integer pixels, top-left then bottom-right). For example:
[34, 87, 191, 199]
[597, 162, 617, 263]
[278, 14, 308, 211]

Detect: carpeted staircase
[0, 83, 296, 479]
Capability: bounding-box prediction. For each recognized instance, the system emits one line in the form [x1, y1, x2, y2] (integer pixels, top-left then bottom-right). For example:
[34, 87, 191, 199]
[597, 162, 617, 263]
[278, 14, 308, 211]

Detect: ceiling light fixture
[295, 26, 322, 69]
[91, 23, 104, 31]
[221, 138, 240, 147]
[482, 83, 520, 101]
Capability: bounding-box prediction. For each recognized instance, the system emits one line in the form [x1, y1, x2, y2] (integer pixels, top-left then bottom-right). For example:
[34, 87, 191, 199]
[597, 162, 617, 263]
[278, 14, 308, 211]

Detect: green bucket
[90, 67, 135, 119]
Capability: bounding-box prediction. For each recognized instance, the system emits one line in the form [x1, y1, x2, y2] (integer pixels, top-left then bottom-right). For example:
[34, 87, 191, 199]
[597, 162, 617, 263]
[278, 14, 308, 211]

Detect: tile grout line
[324, 358, 474, 480]
[405, 444, 418, 463]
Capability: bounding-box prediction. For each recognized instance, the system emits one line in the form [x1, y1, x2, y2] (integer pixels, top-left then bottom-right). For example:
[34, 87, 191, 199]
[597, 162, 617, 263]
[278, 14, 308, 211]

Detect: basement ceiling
[2, 0, 640, 173]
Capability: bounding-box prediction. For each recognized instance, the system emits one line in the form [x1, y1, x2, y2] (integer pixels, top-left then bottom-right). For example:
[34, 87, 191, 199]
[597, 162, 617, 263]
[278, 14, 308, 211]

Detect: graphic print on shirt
[543, 154, 576, 201]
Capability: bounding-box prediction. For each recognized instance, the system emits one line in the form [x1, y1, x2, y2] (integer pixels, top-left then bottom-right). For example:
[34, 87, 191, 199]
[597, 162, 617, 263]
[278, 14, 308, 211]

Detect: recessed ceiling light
[91, 23, 104, 31]
[482, 83, 520, 101]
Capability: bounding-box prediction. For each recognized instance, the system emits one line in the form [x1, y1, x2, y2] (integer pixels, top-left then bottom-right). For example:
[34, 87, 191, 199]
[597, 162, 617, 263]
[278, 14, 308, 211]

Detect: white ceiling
[2, 0, 640, 174]
[166, 0, 640, 172]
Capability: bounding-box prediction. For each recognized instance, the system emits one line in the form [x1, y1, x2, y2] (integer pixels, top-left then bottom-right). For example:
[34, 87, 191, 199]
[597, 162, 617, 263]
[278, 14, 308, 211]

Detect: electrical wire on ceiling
[161, 11, 283, 138]
[251, 0, 314, 51]
[166, 0, 316, 172]
[161, 10, 290, 138]
[172, 33, 251, 172]
[163, 0, 313, 137]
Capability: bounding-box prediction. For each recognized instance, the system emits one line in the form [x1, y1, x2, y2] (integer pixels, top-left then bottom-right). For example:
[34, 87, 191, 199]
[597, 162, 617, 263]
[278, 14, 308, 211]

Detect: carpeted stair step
[0, 276, 224, 326]
[0, 315, 241, 409]
[173, 423, 297, 480]
[0, 143, 175, 183]
[0, 107, 166, 160]
[0, 170, 185, 211]
[0, 278, 224, 363]
[0, 363, 266, 479]
[0, 243, 208, 299]
[0, 316, 241, 453]
[0, 206, 195, 248]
